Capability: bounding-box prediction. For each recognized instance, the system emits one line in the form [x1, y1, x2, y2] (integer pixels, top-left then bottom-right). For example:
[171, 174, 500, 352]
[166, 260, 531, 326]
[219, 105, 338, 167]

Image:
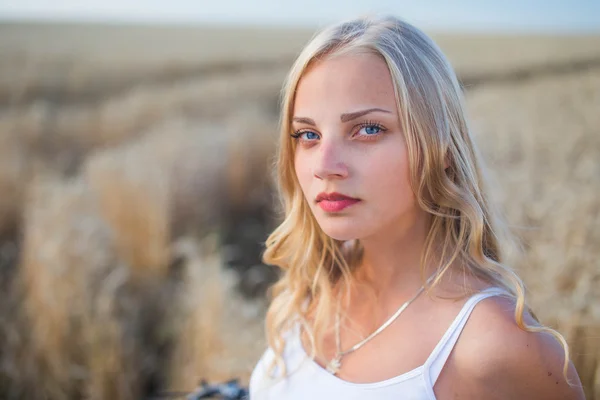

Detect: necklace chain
[325, 275, 435, 375]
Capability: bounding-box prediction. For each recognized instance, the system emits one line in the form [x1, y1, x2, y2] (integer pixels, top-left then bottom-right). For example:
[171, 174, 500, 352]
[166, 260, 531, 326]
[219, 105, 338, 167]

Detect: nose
[313, 138, 349, 180]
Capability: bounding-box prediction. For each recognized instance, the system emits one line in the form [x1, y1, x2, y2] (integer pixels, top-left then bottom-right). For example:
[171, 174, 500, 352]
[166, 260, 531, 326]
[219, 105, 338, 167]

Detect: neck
[350, 210, 435, 305]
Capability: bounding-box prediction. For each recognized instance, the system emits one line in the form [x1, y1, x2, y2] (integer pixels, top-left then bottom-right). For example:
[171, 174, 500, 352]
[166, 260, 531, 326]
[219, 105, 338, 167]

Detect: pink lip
[316, 192, 361, 212]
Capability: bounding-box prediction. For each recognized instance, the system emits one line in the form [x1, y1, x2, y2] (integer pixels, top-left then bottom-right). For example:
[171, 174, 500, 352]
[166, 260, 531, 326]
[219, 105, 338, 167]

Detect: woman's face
[292, 52, 421, 241]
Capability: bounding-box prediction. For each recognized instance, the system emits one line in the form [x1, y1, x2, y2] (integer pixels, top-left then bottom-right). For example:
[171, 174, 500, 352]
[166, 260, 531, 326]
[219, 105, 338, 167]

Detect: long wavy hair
[262, 15, 570, 381]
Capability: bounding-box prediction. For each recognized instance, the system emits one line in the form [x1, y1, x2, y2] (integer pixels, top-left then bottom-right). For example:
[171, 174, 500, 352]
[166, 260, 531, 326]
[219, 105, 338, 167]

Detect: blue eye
[363, 125, 381, 135]
[291, 130, 319, 141]
[356, 123, 385, 137]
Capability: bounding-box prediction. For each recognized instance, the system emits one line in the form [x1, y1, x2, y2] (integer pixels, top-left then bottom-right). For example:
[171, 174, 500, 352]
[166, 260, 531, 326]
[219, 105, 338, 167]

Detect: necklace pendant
[326, 354, 342, 375]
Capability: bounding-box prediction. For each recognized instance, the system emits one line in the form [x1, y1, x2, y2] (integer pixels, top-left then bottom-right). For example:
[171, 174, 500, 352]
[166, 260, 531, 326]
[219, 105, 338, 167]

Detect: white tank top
[249, 287, 508, 400]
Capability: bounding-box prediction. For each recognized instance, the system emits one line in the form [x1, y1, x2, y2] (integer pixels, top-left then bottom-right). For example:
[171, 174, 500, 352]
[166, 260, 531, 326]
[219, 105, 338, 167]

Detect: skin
[292, 51, 584, 399]
[293, 50, 433, 302]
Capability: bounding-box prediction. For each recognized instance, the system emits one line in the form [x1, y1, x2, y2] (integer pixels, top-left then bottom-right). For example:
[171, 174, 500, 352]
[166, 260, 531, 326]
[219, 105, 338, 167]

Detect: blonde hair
[262, 15, 571, 382]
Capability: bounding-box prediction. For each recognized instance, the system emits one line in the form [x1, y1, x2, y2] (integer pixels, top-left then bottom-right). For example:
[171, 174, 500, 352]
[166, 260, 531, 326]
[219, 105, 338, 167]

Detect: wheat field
[0, 22, 598, 399]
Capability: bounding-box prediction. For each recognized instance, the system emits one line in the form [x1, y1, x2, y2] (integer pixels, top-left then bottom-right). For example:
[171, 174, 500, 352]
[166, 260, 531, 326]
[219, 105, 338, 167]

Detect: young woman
[249, 15, 584, 399]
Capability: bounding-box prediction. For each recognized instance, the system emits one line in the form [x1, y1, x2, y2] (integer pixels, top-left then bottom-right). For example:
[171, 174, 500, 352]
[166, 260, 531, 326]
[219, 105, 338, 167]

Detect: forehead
[293, 52, 398, 116]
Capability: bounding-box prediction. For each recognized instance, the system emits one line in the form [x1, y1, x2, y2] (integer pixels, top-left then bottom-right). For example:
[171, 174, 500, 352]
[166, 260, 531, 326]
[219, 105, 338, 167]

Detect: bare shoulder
[438, 294, 585, 400]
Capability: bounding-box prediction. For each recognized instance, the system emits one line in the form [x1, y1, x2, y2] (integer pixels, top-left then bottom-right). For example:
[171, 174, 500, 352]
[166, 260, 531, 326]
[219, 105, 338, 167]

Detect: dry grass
[466, 67, 600, 398]
[468, 68, 600, 319]
[0, 122, 29, 238]
[0, 22, 598, 398]
[11, 173, 174, 398]
[0, 149, 260, 398]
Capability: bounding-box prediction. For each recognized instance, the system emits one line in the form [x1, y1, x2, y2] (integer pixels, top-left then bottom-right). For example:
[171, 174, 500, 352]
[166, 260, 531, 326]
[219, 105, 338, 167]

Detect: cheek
[365, 147, 414, 206]
[294, 152, 312, 194]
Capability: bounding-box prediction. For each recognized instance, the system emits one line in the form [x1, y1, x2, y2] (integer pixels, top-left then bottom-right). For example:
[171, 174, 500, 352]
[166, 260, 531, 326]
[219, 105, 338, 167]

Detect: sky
[0, 0, 599, 33]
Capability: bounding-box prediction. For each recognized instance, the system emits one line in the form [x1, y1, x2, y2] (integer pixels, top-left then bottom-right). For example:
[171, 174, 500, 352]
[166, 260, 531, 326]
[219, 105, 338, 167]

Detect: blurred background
[0, 1, 599, 399]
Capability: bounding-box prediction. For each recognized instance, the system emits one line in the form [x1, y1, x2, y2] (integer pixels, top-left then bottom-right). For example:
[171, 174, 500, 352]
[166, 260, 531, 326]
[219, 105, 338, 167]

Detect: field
[0, 22, 599, 399]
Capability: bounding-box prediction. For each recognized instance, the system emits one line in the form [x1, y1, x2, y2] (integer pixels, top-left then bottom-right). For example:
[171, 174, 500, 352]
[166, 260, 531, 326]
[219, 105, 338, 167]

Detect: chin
[317, 219, 365, 242]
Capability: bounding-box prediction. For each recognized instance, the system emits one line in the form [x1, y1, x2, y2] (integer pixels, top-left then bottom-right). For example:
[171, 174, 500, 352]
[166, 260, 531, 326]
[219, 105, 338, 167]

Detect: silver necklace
[325, 276, 433, 375]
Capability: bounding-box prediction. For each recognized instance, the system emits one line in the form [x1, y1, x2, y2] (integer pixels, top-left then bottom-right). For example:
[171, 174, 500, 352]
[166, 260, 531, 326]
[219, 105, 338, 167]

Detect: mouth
[315, 192, 361, 212]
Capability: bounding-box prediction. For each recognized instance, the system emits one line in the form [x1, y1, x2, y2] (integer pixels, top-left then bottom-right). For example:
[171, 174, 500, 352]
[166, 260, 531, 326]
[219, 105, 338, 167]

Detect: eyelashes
[357, 120, 387, 136]
[290, 120, 388, 141]
[290, 131, 312, 139]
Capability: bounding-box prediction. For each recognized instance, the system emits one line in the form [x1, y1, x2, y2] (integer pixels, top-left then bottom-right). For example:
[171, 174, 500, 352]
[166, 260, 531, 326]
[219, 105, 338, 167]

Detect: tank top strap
[423, 287, 510, 386]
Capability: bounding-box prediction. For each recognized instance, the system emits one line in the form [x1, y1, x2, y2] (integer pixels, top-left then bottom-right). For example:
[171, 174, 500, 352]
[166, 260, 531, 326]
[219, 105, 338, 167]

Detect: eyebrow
[292, 108, 392, 126]
[340, 108, 392, 122]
